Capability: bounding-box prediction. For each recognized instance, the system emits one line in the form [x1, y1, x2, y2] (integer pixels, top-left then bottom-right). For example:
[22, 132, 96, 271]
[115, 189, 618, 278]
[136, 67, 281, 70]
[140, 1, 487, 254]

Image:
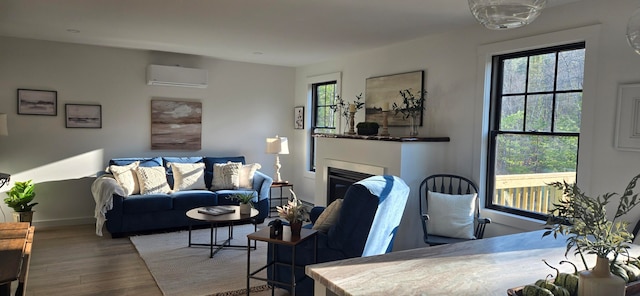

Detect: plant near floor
[4, 180, 37, 212]
[543, 173, 640, 269]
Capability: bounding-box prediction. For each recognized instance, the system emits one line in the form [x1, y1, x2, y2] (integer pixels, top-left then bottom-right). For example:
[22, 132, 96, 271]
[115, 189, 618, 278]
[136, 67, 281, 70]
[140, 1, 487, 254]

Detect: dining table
[0, 222, 34, 296]
[306, 229, 640, 296]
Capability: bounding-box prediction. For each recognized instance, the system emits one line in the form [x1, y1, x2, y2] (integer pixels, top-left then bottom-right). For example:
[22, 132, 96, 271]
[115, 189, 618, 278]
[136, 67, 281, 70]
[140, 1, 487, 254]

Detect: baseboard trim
[31, 217, 95, 228]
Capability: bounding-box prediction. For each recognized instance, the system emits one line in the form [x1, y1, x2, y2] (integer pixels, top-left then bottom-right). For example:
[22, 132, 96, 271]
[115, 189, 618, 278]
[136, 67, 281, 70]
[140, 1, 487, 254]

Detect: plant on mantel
[332, 93, 364, 123]
[391, 88, 426, 119]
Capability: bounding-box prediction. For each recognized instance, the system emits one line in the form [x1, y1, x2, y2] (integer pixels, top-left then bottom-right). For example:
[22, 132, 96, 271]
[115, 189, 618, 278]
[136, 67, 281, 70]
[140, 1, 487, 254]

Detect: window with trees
[487, 42, 585, 220]
[310, 81, 337, 171]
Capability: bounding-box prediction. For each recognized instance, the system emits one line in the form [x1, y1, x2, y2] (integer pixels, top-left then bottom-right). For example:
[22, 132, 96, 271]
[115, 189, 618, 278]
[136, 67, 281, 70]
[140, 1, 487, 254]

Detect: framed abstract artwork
[65, 104, 102, 128]
[17, 89, 57, 116]
[615, 83, 640, 151]
[151, 99, 202, 150]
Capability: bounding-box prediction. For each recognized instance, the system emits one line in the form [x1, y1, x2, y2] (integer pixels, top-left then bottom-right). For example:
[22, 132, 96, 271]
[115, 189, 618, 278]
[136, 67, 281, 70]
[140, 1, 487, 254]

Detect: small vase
[409, 113, 420, 137]
[289, 221, 302, 236]
[578, 256, 625, 296]
[239, 203, 252, 215]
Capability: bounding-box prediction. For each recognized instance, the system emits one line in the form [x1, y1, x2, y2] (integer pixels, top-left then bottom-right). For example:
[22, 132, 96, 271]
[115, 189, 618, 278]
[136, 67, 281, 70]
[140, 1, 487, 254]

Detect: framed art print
[615, 83, 640, 151]
[294, 106, 304, 129]
[364, 70, 424, 127]
[65, 104, 102, 128]
[18, 89, 57, 116]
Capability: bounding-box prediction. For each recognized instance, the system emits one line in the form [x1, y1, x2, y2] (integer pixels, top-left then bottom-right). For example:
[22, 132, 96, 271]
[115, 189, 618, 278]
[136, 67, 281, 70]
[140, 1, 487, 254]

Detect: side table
[269, 182, 293, 217]
[247, 226, 317, 296]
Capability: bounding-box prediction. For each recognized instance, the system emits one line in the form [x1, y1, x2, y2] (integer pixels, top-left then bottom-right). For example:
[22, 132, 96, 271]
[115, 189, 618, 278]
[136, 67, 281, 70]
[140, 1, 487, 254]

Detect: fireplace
[327, 167, 373, 205]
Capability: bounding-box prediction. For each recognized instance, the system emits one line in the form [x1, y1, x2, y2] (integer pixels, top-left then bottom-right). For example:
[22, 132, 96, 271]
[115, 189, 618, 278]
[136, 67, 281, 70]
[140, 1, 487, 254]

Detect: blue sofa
[102, 156, 273, 237]
[267, 175, 410, 295]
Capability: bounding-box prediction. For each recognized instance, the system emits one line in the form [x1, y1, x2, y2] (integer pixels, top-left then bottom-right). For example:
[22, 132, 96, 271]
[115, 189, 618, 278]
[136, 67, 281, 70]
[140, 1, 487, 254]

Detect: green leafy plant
[543, 173, 640, 269]
[276, 189, 308, 223]
[227, 192, 255, 207]
[331, 93, 365, 122]
[392, 88, 426, 119]
[4, 180, 37, 212]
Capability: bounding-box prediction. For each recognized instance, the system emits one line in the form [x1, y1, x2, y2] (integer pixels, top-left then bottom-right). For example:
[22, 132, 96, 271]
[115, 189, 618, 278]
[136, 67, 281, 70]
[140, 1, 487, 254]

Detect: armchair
[267, 175, 410, 295]
[419, 174, 491, 246]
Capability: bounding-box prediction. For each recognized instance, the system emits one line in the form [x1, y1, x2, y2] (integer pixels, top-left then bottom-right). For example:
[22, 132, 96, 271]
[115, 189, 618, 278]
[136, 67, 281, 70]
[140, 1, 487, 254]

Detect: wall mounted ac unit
[147, 64, 208, 88]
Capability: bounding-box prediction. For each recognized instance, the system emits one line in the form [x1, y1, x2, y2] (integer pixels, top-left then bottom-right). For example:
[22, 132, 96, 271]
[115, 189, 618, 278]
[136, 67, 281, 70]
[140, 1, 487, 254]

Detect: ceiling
[0, 0, 580, 67]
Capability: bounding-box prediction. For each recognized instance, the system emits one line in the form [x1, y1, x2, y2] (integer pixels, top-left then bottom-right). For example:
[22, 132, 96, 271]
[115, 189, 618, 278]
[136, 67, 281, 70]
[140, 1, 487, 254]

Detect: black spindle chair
[419, 174, 491, 246]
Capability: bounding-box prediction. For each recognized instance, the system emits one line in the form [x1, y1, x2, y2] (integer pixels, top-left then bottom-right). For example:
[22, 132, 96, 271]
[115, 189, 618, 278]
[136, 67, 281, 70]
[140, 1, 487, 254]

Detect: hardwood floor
[17, 224, 162, 296]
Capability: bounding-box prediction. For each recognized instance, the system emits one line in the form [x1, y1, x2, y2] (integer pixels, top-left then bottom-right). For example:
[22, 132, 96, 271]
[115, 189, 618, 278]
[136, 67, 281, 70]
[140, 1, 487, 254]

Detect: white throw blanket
[359, 175, 410, 256]
[91, 174, 125, 236]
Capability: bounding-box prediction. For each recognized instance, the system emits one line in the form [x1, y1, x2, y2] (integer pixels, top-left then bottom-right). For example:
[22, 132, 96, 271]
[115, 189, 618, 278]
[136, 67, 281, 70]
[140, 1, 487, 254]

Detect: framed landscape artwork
[17, 89, 57, 116]
[65, 104, 102, 128]
[364, 70, 424, 126]
[151, 99, 202, 150]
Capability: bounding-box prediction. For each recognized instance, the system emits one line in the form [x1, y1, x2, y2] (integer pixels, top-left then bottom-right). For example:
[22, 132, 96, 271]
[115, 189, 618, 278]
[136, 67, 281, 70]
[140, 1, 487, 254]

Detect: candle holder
[347, 111, 356, 135]
[379, 111, 390, 136]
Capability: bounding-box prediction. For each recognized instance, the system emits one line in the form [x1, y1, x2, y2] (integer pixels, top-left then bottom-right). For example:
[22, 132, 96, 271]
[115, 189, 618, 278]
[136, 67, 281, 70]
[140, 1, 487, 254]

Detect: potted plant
[276, 189, 308, 235]
[227, 192, 255, 214]
[544, 173, 640, 295]
[392, 88, 426, 137]
[4, 180, 37, 224]
[331, 93, 365, 134]
[356, 122, 380, 136]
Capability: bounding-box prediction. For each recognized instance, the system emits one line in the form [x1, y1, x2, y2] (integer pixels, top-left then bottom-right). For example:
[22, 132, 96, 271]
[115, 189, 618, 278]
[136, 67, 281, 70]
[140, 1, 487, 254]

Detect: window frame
[485, 42, 585, 220]
[305, 72, 341, 174]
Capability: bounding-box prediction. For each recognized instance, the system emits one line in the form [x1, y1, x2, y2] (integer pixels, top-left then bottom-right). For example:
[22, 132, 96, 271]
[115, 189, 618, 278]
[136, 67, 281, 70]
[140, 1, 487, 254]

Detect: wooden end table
[0, 222, 33, 296]
[246, 226, 317, 296]
[186, 206, 258, 258]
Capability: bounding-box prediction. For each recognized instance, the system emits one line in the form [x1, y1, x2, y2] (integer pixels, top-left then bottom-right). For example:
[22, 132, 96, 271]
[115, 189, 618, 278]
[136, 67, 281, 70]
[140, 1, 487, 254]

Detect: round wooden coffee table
[186, 205, 259, 258]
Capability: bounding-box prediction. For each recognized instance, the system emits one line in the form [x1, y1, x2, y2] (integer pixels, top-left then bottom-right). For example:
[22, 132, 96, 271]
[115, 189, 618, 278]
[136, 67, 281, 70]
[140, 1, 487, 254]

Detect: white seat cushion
[427, 191, 477, 239]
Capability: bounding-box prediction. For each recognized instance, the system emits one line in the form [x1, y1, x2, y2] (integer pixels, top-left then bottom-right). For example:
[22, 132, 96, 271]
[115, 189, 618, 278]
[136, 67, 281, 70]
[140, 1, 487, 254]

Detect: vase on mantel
[409, 113, 420, 137]
[578, 256, 625, 296]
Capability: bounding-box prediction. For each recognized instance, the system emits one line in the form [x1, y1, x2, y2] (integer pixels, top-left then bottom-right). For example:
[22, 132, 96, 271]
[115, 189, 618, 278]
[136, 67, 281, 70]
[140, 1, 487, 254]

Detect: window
[309, 81, 338, 171]
[486, 42, 585, 220]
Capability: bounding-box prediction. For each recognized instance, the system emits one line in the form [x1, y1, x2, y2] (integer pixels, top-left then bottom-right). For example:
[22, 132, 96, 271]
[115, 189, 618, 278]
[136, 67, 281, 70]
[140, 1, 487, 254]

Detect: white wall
[0, 37, 295, 227]
[291, 0, 640, 240]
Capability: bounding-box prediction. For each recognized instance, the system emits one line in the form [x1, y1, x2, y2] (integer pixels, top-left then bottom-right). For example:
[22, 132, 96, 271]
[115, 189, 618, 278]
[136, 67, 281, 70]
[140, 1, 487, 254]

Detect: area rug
[130, 224, 270, 296]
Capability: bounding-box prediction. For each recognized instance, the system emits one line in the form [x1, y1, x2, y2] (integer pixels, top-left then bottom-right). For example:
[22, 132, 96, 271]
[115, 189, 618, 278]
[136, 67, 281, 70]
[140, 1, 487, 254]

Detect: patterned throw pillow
[170, 162, 206, 191]
[109, 161, 140, 196]
[238, 163, 261, 188]
[211, 162, 242, 190]
[135, 166, 171, 195]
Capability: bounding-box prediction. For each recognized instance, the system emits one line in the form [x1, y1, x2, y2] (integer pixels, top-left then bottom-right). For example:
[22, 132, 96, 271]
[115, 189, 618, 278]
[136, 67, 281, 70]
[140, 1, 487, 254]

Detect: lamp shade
[266, 136, 289, 155]
[468, 0, 546, 30]
[0, 113, 7, 136]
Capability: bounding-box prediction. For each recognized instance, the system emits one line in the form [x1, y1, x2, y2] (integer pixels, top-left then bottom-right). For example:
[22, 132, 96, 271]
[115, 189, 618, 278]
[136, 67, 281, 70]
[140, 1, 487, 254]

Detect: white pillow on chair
[427, 191, 477, 239]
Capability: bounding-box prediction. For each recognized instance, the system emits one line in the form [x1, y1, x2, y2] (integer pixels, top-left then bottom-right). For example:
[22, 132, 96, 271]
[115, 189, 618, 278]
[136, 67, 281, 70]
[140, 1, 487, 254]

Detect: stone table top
[305, 230, 640, 296]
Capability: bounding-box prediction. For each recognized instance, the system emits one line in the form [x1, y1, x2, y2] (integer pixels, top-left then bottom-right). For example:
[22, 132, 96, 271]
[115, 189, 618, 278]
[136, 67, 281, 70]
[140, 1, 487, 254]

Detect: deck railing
[494, 172, 576, 214]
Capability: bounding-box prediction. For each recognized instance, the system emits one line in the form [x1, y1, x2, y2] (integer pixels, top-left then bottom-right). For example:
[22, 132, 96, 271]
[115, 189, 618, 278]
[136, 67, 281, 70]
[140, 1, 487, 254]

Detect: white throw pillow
[427, 191, 477, 239]
[211, 162, 242, 190]
[312, 199, 343, 232]
[238, 163, 261, 189]
[136, 166, 171, 195]
[170, 162, 206, 191]
[109, 161, 140, 196]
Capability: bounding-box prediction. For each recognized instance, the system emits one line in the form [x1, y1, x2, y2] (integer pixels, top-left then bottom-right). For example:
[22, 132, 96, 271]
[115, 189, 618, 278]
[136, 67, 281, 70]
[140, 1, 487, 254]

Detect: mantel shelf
[312, 133, 450, 143]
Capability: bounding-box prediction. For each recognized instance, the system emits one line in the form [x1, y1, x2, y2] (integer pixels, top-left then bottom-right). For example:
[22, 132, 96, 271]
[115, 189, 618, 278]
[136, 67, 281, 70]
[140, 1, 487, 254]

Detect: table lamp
[266, 135, 289, 183]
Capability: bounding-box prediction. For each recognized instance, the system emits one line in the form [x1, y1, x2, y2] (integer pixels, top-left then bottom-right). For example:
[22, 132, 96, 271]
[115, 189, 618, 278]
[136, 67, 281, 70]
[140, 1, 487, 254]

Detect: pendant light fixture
[468, 0, 547, 30]
[627, 7, 640, 54]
